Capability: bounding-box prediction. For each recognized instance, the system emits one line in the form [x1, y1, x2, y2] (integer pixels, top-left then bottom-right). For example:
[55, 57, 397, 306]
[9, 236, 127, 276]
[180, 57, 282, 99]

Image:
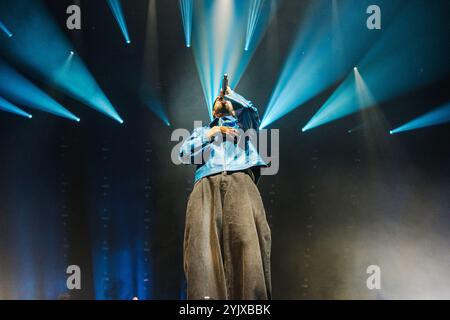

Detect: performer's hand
[207, 126, 238, 139]
[219, 86, 232, 98]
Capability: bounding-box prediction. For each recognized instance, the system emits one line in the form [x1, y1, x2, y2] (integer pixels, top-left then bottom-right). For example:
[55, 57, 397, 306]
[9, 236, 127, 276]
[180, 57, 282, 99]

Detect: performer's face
[213, 99, 235, 118]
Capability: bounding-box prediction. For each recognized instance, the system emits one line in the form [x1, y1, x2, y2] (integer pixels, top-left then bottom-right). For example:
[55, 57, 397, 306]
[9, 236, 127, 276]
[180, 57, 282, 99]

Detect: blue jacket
[179, 91, 267, 182]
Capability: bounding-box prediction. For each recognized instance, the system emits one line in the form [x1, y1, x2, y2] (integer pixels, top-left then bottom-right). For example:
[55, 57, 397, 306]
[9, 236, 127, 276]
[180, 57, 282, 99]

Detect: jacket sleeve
[178, 126, 212, 165]
[226, 90, 260, 131]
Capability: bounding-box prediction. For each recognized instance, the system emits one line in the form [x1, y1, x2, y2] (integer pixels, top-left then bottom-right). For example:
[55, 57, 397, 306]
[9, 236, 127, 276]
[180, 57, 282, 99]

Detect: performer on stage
[179, 79, 271, 300]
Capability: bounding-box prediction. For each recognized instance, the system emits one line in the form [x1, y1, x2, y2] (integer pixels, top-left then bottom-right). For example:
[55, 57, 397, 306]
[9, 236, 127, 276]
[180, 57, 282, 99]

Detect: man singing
[179, 83, 271, 300]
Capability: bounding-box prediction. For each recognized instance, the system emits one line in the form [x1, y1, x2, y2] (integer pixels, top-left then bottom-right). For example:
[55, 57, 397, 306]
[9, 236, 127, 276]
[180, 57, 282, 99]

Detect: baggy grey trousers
[183, 171, 271, 300]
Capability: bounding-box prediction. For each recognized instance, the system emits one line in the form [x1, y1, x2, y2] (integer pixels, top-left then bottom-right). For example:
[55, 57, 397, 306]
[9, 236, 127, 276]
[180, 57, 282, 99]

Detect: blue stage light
[107, 0, 131, 44]
[302, 1, 450, 131]
[348, 123, 365, 134]
[0, 19, 13, 37]
[139, 0, 171, 126]
[54, 51, 75, 82]
[390, 103, 450, 134]
[0, 0, 123, 123]
[245, 0, 265, 52]
[141, 91, 171, 126]
[0, 60, 79, 121]
[0, 95, 32, 118]
[139, 92, 170, 126]
[260, 0, 379, 129]
[192, 0, 275, 119]
[179, 0, 193, 48]
[302, 67, 376, 132]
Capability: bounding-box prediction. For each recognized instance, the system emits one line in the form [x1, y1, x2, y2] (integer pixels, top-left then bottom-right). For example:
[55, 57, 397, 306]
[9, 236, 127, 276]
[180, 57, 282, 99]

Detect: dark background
[0, 0, 449, 299]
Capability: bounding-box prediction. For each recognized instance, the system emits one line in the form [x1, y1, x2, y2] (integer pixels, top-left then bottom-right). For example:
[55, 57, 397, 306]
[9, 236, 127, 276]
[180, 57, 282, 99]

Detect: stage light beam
[0, 96, 32, 119]
[390, 103, 450, 134]
[302, 1, 449, 131]
[354, 67, 376, 110]
[179, 0, 193, 48]
[192, 0, 275, 119]
[245, 0, 265, 51]
[139, 0, 171, 126]
[260, 0, 378, 129]
[0, 60, 79, 121]
[0, 0, 123, 123]
[0, 19, 13, 37]
[302, 67, 376, 132]
[107, 0, 131, 44]
[55, 51, 75, 82]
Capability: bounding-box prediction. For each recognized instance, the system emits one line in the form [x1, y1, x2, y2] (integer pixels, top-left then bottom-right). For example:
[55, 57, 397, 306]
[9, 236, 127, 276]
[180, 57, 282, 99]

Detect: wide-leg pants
[183, 171, 271, 300]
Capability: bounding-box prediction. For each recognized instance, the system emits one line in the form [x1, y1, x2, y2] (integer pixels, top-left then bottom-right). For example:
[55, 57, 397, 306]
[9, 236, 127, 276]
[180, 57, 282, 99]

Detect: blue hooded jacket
[179, 90, 267, 182]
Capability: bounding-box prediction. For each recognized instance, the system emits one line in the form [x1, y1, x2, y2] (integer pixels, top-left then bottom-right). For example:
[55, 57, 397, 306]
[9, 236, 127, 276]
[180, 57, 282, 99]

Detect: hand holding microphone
[220, 74, 231, 98]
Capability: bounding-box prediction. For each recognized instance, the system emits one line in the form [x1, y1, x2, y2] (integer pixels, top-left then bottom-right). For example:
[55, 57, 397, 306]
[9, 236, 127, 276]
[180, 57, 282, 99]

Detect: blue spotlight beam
[0, 19, 13, 37]
[53, 51, 75, 85]
[107, 0, 131, 44]
[260, 0, 382, 129]
[0, 60, 79, 121]
[354, 68, 376, 109]
[0, 0, 123, 123]
[302, 67, 376, 132]
[245, 0, 265, 51]
[192, 0, 274, 119]
[0, 96, 31, 118]
[302, 1, 450, 131]
[347, 123, 365, 134]
[302, 70, 355, 132]
[390, 103, 450, 134]
[179, 0, 193, 47]
[139, 0, 170, 126]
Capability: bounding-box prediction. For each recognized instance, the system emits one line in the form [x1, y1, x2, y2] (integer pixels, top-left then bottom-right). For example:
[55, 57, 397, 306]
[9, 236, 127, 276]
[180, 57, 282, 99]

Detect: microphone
[221, 73, 228, 98]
